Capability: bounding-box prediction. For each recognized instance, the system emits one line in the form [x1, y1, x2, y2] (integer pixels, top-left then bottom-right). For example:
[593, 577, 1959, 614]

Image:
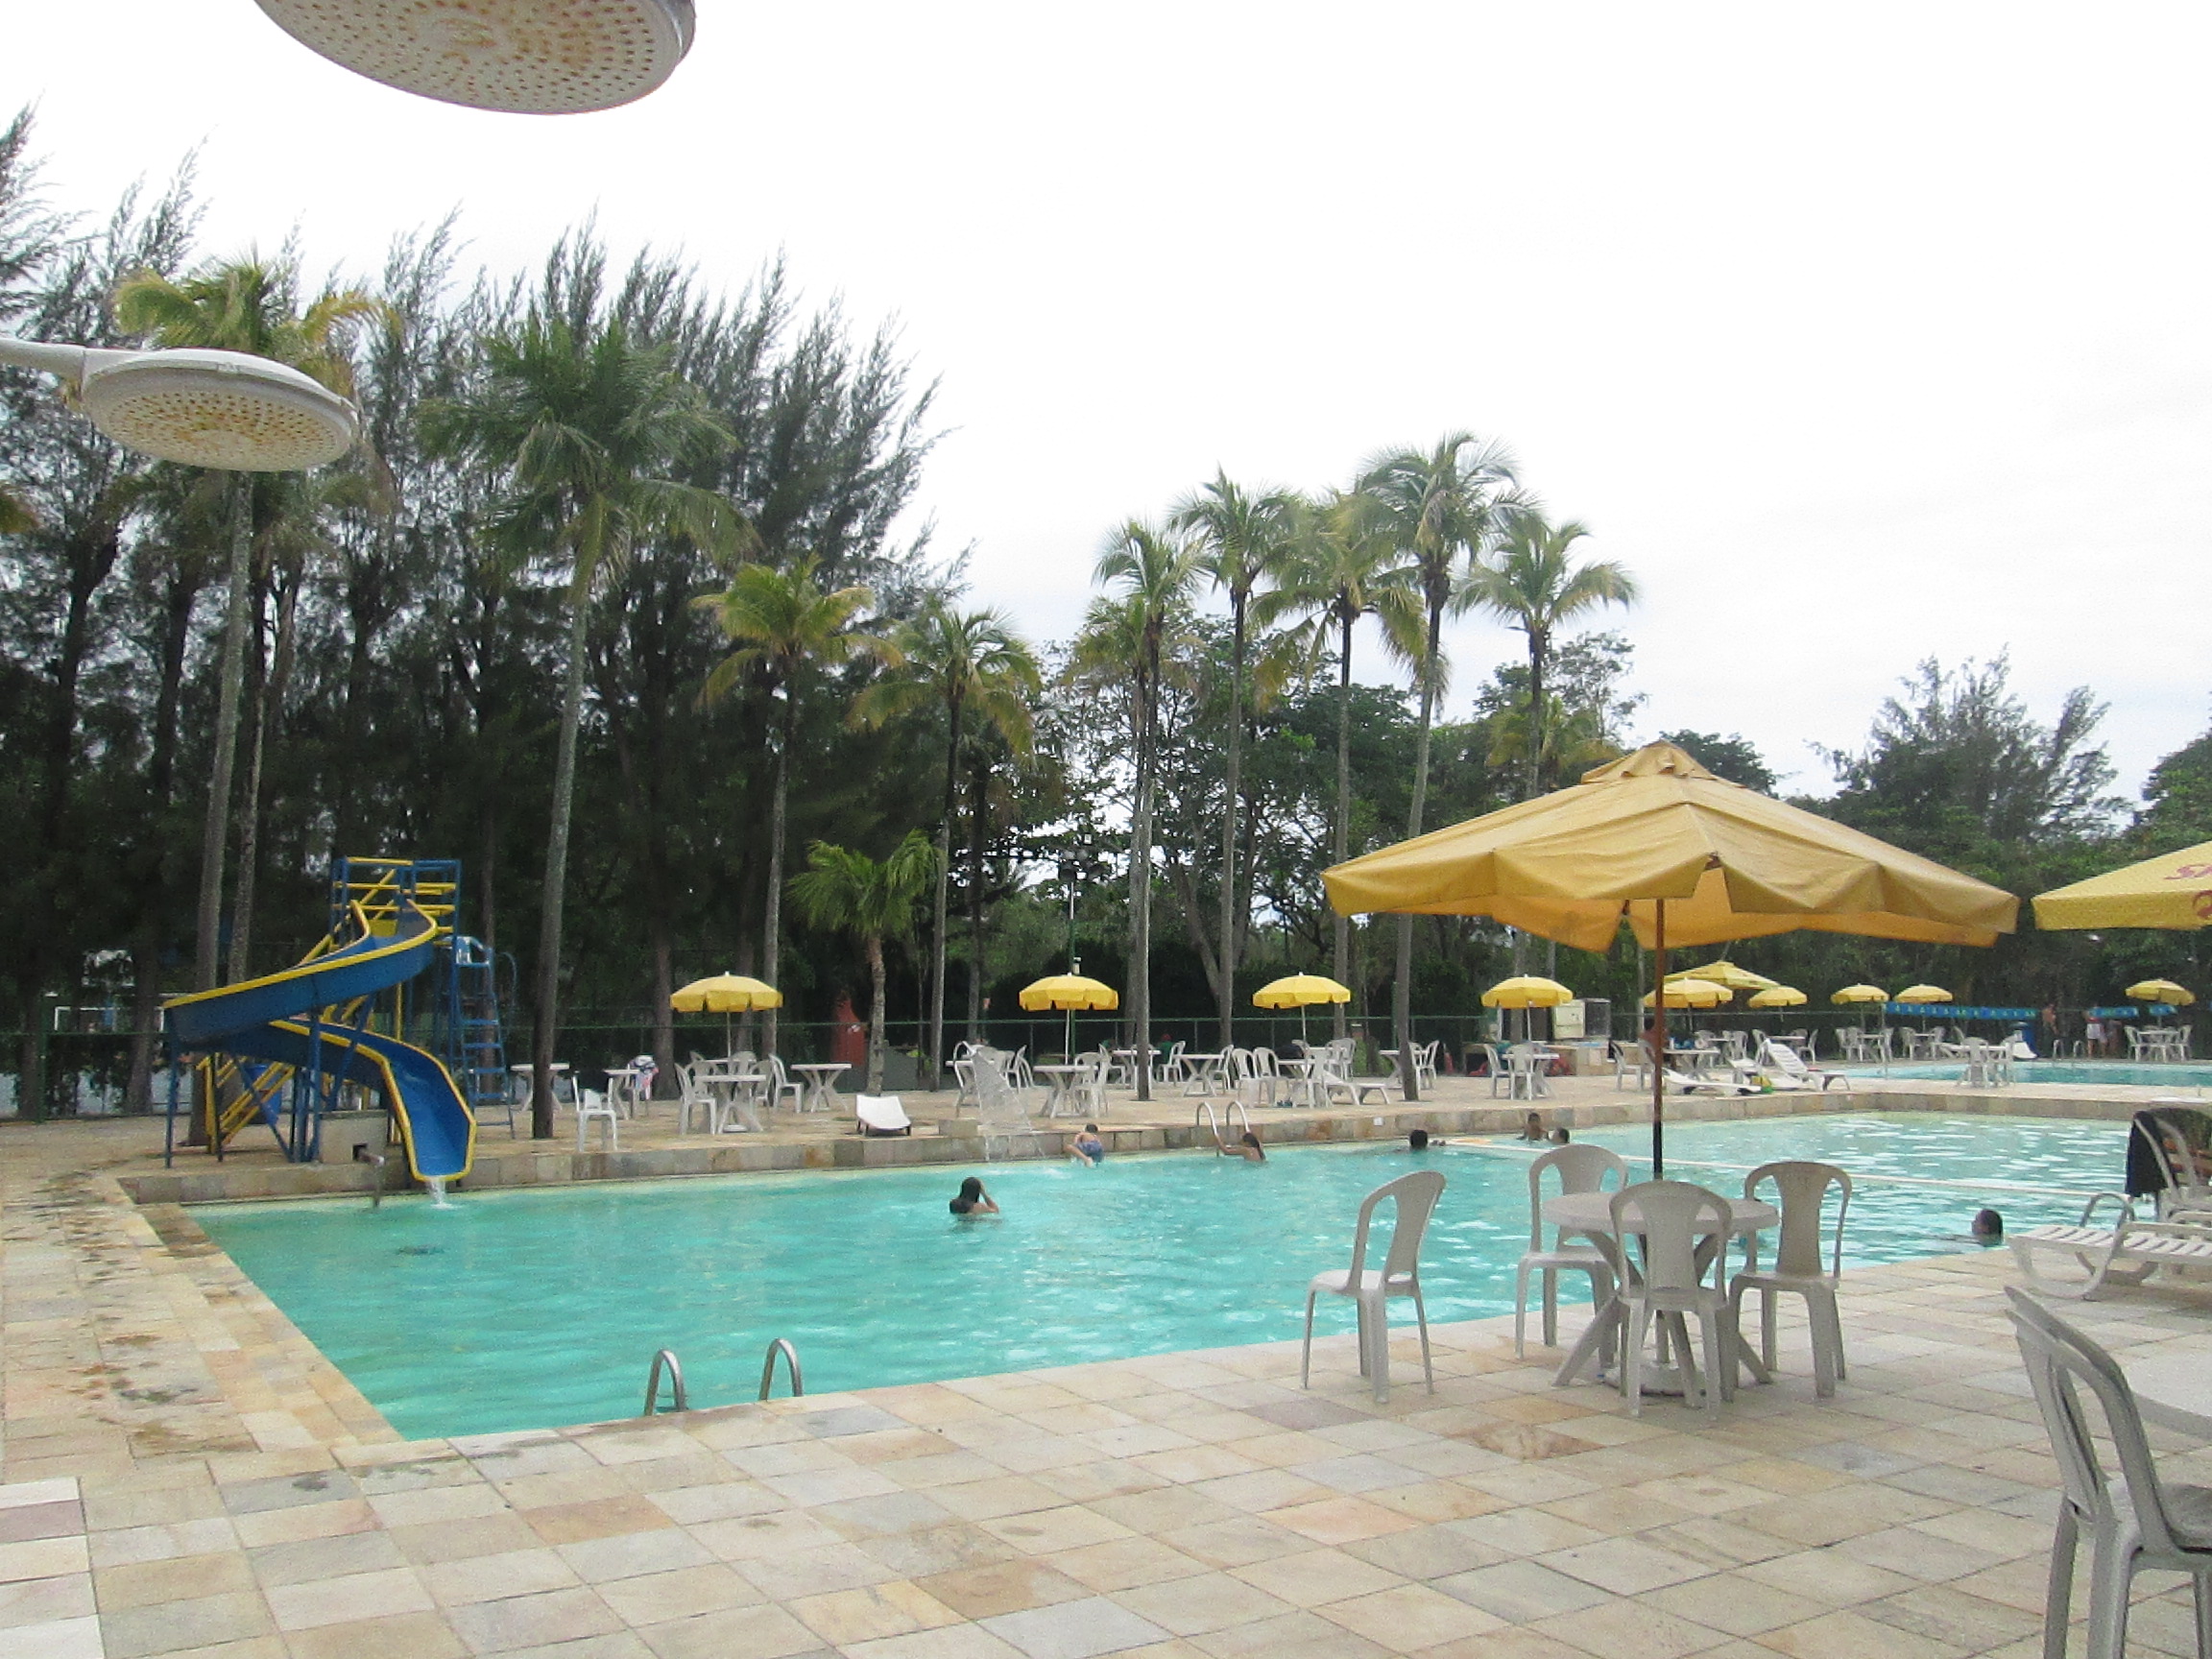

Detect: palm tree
[1257, 492, 1419, 1037]
[1464, 510, 1639, 799]
[788, 831, 938, 1093]
[1358, 434, 1519, 1096]
[698, 554, 884, 1060]
[852, 599, 1040, 1087]
[1078, 521, 1201, 1101]
[114, 257, 385, 992]
[1170, 470, 1295, 1049]
[422, 314, 738, 1137]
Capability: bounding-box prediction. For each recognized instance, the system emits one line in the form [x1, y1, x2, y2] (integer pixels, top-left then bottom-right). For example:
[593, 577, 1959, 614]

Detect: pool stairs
[640, 1339, 803, 1416]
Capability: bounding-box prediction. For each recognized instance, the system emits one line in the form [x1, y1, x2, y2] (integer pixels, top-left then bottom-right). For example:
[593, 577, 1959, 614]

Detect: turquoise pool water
[1874, 1062, 2212, 1087]
[192, 1114, 2131, 1440]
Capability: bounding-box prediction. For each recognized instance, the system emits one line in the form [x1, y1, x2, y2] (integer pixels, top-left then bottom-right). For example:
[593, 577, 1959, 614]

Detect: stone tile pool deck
[6, 1107, 2212, 1658]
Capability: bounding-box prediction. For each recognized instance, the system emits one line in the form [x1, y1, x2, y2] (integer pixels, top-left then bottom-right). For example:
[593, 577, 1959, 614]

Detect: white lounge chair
[2005, 1286, 2212, 1659]
[1756, 1040, 1846, 1092]
[2009, 1193, 2212, 1300]
[1730, 1161, 1851, 1397]
[1301, 1169, 1447, 1402]
[1609, 1181, 1740, 1420]
[1515, 1144, 1627, 1358]
[855, 1094, 912, 1137]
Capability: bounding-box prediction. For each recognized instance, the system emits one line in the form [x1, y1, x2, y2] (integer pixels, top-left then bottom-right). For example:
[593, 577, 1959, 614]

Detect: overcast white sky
[11, 3, 2211, 799]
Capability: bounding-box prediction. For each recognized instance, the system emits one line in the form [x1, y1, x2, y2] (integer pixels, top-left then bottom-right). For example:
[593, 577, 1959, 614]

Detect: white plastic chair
[855, 1094, 912, 1136]
[1301, 1169, 1447, 1402]
[1730, 1161, 1851, 1397]
[1608, 1181, 1738, 1420]
[763, 1054, 804, 1114]
[675, 1063, 713, 1136]
[1516, 1143, 1629, 1358]
[2006, 1286, 2212, 1659]
[575, 1087, 619, 1151]
[1157, 1041, 1189, 1083]
[1610, 1040, 1649, 1094]
[1485, 1043, 1517, 1098]
[1412, 1040, 1440, 1092]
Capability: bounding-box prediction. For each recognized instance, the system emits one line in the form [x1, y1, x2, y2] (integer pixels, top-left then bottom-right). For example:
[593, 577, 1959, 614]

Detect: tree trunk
[531, 594, 591, 1138]
[651, 922, 675, 1087]
[967, 751, 988, 1041]
[1131, 656, 1157, 1102]
[1526, 629, 1548, 800]
[195, 474, 256, 990]
[229, 563, 299, 982]
[126, 561, 202, 1113]
[927, 688, 961, 1088]
[1217, 592, 1245, 1050]
[762, 694, 793, 1058]
[1331, 612, 1354, 1041]
[1395, 604, 1444, 1101]
[866, 937, 887, 1093]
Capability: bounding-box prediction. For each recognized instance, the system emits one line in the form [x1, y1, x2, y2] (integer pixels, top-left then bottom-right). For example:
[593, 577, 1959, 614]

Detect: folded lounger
[856, 1094, 913, 1137]
[2009, 1192, 2212, 1299]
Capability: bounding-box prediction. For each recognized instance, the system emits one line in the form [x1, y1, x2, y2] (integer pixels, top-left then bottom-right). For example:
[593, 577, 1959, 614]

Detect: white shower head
[252, 0, 697, 113]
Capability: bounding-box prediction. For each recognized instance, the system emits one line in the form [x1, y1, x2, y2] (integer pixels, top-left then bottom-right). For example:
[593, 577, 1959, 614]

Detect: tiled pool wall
[116, 1088, 2144, 1206]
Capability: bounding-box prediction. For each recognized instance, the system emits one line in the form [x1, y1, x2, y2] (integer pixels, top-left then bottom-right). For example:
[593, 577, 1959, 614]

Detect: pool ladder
[639, 1339, 804, 1415]
[1193, 1100, 1252, 1147]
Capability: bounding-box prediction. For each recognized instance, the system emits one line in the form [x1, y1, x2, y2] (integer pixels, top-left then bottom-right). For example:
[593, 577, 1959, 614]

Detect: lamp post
[0, 337, 360, 470]
[252, 0, 697, 113]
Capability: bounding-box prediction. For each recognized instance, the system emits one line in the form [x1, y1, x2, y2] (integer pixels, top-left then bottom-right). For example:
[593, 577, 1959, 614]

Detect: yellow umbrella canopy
[2034, 840, 2212, 931]
[1642, 977, 1730, 1008]
[1747, 985, 1808, 1008]
[1897, 984, 1954, 1003]
[670, 974, 782, 1012]
[1832, 984, 1888, 1004]
[1481, 975, 1575, 1009]
[2128, 978, 2195, 1005]
[1324, 742, 2017, 951]
[1253, 974, 1352, 1009]
[1020, 974, 1119, 1012]
[1672, 959, 1778, 992]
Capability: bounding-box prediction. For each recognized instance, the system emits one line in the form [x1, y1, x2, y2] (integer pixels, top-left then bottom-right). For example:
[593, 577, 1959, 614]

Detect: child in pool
[950, 1176, 999, 1215]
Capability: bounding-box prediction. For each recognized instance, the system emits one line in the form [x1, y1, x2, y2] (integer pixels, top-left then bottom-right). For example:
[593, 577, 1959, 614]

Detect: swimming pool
[192, 1114, 2131, 1440]
[1873, 1061, 2212, 1087]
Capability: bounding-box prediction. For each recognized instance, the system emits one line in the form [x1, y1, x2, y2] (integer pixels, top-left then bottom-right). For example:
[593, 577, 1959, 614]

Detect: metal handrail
[643, 1348, 686, 1414]
[1193, 1100, 1252, 1145]
[758, 1338, 803, 1401]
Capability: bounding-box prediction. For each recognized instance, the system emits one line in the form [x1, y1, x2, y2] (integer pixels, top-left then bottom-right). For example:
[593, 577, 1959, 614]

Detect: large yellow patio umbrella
[1832, 984, 1888, 1005]
[2034, 840, 2212, 931]
[1897, 984, 1954, 1004]
[2128, 978, 2195, 1006]
[1021, 974, 1120, 1061]
[1254, 974, 1352, 1043]
[1672, 960, 1779, 993]
[670, 974, 782, 1055]
[1748, 985, 1808, 1008]
[1324, 742, 2016, 1171]
[1482, 974, 1575, 1045]
[1642, 977, 1730, 1008]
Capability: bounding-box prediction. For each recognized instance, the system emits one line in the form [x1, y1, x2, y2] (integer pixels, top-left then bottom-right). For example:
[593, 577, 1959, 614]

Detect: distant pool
[1873, 1061, 2212, 1088]
[193, 1115, 2131, 1440]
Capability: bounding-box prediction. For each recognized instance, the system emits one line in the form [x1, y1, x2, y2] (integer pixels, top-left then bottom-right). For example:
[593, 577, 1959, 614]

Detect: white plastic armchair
[1301, 1169, 1447, 1402]
[1730, 1161, 1851, 1396]
[1608, 1181, 1738, 1420]
[764, 1054, 804, 1114]
[574, 1087, 620, 1151]
[1516, 1144, 1628, 1358]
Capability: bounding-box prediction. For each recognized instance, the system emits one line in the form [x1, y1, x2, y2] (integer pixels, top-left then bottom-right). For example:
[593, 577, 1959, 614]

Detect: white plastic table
[1180, 1052, 1226, 1096]
[1543, 1189, 1780, 1394]
[510, 1062, 572, 1103]
[2126, 1353, 2212, 1437]
[695, 1063, 764, 1132]
[791, 1062, 848, 1113]
[1504, 1047, 1557, 1100]
[1033, 1064, 1085, 1118]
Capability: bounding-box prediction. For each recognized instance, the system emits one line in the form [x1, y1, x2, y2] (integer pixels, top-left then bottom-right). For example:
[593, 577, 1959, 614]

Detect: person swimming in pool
[1548, 1126, 1572, 1144]
[1070, 1124, 1105, 1166]
[1409, 1128, 1448, 1151]
[1519, 1112, 1547, 1142]
[950, 1176, 999, 1215]
[1214, 1129, 1265, 1162]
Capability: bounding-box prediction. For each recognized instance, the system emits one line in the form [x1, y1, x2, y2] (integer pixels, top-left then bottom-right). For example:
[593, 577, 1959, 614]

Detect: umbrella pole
[1065, 1007, 1073, 1065]
[1650, 901, 1668, 1178]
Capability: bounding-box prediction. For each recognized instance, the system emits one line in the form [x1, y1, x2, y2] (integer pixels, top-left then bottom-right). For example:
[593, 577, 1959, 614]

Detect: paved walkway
[5, 1116, 2211, 1658]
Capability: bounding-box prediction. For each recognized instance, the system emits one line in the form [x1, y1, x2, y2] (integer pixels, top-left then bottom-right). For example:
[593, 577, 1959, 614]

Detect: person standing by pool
[1070, 1124, 1105, 1166]
[950, 1176, 998, 1215]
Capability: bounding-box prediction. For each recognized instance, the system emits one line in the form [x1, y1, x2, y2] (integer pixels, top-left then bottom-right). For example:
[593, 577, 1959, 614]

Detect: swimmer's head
[1408, 1129, 1431, 1151]
[1971, 1208, 2004, 1239]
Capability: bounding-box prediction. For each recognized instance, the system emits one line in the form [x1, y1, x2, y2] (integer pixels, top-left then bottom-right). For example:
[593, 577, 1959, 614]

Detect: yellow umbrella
[1021, 974, 1120, 1061]
[1672, 959, 1778, 993]
[1747, 985, 1808, 1008]
[2034, 840, 2212, 930]
[1641, 977, 1730, 1008]
[1481, 975, 1575, 1008]
[2128, 978, 2195, 1006]
[1831, 984, 1888, 1004]
[1897, 984, 1953, 1004]
[670, 974, 782, 1055]
[1254, 973, 1352, 1043]
[1325, 742, 2016, 1171]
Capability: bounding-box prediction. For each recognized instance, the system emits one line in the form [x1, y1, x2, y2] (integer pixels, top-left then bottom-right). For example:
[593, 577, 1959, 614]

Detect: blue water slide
[164, 904, 475, 1181]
